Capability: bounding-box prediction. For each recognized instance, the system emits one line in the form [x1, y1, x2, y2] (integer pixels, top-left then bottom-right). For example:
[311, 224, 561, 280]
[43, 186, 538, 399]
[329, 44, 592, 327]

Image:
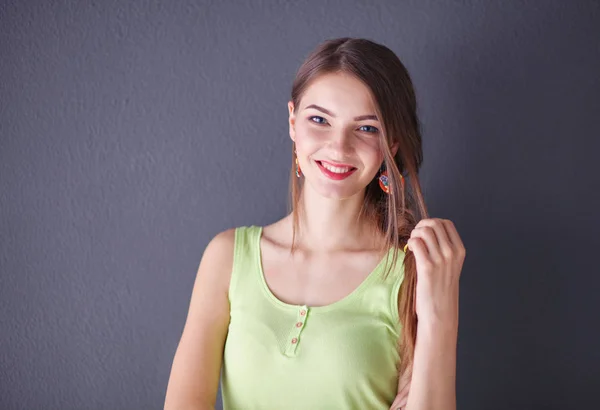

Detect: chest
[223, 303, 401, 409]
[259, 244, 386, 308]
[223, 275, 403, 409]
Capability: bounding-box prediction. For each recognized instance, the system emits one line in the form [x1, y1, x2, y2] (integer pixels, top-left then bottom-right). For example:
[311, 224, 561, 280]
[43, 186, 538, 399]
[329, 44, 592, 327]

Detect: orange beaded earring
[378, 162, 409, 253]
[378, 163, 405, 194]
[378, 168, 390, 193]
[295, 150, 302, 177]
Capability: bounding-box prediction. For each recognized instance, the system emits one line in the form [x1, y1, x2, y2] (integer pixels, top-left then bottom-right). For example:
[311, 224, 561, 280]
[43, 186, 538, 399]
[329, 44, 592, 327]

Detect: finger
[410, 226, 440, 262]
[407, 236, 429, 268]
[419, 219, 454, 254]
[427, 218, 454, 259]
[441, 219, 465, 255]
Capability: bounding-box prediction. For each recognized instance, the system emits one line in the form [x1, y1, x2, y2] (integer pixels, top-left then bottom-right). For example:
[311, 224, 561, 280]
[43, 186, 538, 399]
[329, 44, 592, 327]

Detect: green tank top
[220, 225, 406, 409]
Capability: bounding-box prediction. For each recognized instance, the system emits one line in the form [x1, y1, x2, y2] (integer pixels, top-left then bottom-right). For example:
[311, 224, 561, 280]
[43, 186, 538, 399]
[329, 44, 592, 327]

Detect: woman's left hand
[406, 218, 466, 328]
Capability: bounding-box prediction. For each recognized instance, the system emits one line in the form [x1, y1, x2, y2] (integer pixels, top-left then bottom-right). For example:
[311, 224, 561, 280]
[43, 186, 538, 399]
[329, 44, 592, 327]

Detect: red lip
[316, 160, 357, 180]
[319, 159, 356, 168]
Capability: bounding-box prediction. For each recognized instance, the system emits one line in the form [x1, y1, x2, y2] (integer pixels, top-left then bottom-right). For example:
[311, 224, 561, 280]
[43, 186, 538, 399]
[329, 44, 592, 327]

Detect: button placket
[284, 305, 309, 357]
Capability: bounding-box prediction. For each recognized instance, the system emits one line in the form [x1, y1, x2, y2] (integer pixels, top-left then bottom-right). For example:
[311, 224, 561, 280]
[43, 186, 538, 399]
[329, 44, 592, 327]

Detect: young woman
[164, 37, 465, 410]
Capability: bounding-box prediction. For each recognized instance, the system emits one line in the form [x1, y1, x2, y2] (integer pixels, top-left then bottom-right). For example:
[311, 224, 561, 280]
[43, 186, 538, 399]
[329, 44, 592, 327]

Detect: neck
[291, 183, 382, 253]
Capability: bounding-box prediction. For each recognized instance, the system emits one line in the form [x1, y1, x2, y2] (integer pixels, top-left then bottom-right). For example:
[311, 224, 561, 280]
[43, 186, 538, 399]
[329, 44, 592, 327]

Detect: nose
[328, 128, 354, 155]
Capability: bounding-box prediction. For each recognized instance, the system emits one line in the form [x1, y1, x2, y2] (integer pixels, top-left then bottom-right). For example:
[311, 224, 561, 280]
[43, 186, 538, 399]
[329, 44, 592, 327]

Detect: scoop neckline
[253, 225, 392, 313]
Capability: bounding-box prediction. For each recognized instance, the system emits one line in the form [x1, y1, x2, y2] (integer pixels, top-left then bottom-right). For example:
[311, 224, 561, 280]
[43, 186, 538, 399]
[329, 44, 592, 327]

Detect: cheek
[294, 123, 322, 150]
[356, 137, 383, 160]
[361, 134, 382, 151]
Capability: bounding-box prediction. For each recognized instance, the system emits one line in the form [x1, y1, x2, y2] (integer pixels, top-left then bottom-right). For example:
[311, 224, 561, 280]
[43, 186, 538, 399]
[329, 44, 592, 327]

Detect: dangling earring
[378, 164, 390, 194]
[378, 163, 405, 194]
[295, 150, 302, 177]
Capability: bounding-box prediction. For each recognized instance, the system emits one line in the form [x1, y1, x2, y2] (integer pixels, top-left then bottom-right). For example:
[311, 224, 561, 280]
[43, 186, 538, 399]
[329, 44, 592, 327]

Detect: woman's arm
[164, 229, 236, 410]
[401, 218, 463, 410]
[404, 321, 458, 410]
[389, 321, 458, 410]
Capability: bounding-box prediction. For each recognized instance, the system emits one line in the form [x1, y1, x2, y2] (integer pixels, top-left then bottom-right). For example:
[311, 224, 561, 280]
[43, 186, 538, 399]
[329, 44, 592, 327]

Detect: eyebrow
[304, 104, 379, 122]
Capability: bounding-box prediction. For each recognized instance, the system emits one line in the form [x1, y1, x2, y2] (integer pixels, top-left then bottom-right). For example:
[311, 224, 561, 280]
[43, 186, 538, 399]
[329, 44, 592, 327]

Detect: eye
[359, 125, 379, 134]
[308, 116, 328, 125]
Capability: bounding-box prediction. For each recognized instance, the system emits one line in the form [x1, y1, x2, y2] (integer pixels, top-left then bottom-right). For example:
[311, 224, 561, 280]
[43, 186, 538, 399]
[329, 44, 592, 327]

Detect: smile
[315, 160, 357, 180]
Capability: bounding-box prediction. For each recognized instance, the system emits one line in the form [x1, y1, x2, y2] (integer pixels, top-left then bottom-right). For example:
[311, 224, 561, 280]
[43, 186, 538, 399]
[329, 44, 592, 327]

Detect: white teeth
[321, 162, 352, 173]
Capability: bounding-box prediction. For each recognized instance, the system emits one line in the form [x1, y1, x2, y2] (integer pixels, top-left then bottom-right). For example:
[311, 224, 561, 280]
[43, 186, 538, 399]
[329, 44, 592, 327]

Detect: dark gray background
[1, 0, 599, 409]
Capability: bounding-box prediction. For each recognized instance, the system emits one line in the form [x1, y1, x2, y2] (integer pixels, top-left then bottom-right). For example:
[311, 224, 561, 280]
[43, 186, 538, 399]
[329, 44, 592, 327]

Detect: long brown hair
[286, 37, 429, 382]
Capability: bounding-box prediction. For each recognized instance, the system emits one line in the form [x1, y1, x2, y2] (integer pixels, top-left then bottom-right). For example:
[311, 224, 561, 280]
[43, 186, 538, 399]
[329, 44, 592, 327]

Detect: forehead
[300, 72, 376, 114]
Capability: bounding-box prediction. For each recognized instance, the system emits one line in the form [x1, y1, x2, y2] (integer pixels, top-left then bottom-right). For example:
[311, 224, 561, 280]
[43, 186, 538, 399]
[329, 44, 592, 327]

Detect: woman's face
[288, 72, 387, 200]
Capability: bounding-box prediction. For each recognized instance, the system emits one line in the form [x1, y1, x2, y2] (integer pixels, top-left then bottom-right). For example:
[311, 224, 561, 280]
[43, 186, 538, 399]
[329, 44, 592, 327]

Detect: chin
[311, 181, 365, 201]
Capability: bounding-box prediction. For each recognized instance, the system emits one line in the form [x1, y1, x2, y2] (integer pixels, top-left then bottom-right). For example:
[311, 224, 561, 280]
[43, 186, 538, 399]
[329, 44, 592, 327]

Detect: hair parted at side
[286, 37, 429, 381]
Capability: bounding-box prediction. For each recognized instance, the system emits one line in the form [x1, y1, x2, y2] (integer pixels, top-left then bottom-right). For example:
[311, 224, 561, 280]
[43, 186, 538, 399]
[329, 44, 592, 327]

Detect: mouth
[315, 160, 357, 181]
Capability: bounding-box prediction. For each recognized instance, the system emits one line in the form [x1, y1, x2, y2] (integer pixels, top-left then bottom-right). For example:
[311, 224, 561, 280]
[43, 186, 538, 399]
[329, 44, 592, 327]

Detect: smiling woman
[164, 37, 462, 410]
[289, 71, 388, 199]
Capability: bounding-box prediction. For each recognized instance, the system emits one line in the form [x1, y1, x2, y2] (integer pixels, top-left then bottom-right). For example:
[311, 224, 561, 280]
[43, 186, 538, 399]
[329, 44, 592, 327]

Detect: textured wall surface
[1, 1, 599, 409]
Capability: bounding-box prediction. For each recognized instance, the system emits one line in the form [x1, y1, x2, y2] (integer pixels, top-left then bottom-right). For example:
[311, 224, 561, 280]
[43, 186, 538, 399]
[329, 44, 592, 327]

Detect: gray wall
[1, 1, 599, 409]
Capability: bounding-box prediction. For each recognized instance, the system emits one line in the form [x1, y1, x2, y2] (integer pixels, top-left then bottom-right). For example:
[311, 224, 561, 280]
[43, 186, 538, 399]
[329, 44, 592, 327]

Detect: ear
[288, 101, 296, 143]
[391, 141, 399, 157]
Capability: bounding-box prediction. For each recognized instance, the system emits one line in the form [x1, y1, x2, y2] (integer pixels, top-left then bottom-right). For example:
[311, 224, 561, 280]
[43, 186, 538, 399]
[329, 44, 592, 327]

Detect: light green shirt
[221, 225, 406, 409]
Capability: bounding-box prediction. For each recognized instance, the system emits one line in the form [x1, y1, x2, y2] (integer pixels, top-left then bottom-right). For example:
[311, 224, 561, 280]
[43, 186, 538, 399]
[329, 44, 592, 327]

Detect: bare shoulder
[197, 227, 237, 294]
[163, 227, 238, 408]
[205, 226, 236, 255]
